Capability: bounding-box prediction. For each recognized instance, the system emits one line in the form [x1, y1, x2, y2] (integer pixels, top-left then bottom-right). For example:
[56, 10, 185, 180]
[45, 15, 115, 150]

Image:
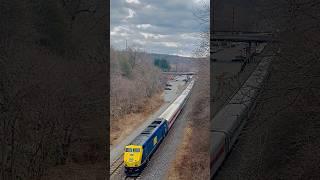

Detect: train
[124, 79, 195, 176]
[210, 57, 271, 178]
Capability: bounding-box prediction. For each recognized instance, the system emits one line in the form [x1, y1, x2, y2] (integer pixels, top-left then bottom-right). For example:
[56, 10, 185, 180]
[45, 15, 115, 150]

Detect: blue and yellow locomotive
[124, 119, 168, 176]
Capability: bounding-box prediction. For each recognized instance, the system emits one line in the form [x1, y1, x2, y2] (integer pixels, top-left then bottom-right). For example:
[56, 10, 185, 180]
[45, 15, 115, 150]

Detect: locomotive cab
[124, 145, 143, 175]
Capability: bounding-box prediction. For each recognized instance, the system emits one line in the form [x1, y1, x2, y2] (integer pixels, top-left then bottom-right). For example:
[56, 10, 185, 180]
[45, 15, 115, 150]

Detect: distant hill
[150, 53, 194, 64]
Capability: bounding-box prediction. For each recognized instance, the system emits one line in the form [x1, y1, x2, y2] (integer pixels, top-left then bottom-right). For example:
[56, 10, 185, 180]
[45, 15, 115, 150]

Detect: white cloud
[119, 32, 129, 37]
[110, 26, 121, 36]
[110, 26, 132, 37]
[161, 42, 180, 48]
[133, 39, 146, 45]
[153, 34, 167, 39]
[140, 32, 153, 39]
[140, 32, 167, 39]
[180, 33, 196, 39]
[126, 8, 136, 19]
[192, 0, 202, 3]
[136, 24, 152, 29]
[145, 4, 152, 9]
[126, 0, 140, 4]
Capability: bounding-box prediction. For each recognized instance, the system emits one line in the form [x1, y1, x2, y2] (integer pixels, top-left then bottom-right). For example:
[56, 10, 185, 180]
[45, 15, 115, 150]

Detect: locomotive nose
[124, 145, 143, 167]
[126, 153, 140, 166]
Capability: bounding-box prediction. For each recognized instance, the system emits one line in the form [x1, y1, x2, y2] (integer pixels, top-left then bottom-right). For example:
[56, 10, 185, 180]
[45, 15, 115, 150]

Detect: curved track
[110, 77, 193, 180]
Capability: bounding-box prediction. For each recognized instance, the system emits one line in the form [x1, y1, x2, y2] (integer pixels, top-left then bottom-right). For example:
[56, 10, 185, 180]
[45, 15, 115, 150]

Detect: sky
[110, 0, 209, 57]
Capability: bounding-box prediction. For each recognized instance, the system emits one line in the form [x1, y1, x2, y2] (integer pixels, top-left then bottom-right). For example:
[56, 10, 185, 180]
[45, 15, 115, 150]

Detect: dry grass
[167, 125, 193, 180]
[167, 100, 209, 180]
[110, 92, 164, 146]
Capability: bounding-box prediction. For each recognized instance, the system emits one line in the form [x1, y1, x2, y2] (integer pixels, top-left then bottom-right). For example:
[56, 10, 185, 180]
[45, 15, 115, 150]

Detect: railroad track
[110, 155, 124, 177]
[110, 155, 143, 180]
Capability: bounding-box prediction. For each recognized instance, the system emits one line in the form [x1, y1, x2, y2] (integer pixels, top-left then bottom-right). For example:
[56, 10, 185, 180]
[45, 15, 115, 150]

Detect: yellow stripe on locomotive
[123, 145, 143, 167]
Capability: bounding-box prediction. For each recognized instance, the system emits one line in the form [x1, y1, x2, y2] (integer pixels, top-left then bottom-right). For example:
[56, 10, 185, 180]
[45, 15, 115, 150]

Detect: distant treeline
[154, 58, 170, 72]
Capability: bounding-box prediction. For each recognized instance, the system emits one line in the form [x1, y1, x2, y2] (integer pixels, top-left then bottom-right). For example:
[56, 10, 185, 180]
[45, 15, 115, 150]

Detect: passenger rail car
[124, 80, 195, 176]
[210, 58, 271, 178]
[159, 80, 194, 128]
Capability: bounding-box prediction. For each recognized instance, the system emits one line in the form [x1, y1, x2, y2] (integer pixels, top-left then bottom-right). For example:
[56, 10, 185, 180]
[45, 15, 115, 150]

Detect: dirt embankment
[110, 92, 164, 146]
[167, 98, 210, 180]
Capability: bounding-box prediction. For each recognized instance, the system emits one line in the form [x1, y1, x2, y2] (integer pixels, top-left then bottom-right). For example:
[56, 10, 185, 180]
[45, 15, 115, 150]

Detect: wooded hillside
[110, 47, 164, 122]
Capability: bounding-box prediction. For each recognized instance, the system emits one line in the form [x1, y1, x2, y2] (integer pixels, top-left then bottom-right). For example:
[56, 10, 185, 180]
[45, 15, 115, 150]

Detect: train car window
[133, 148, 140, 152]
[125, 148, 132, 152]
